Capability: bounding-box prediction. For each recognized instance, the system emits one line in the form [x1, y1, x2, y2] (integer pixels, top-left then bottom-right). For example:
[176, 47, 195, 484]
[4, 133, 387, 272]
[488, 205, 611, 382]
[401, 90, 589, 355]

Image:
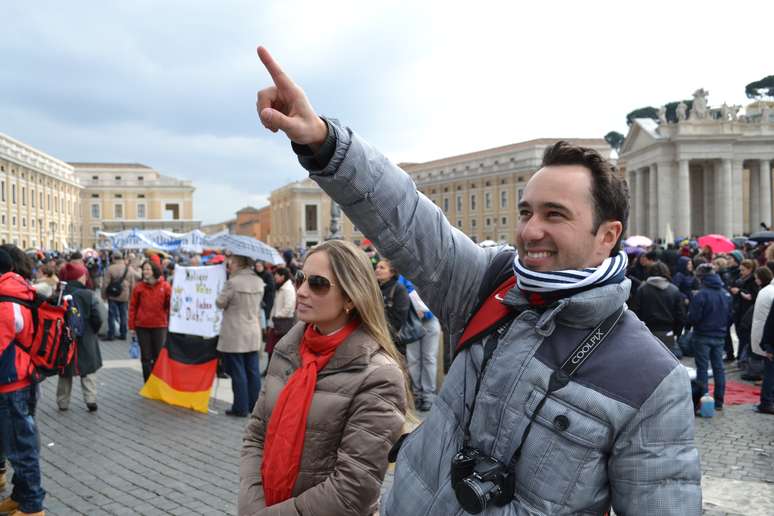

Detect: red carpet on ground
[709, 380, 761, 405]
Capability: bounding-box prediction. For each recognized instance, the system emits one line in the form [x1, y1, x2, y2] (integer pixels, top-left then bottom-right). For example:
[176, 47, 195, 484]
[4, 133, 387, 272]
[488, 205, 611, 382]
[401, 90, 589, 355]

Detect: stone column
[625, 168, 636, 234]
[720, 158, 734, 236]
[656, 162, 674, 241]
[648, 165, 658, 238]
[731, 160, 744, 235]
[750, 164, 760, 233]
[676, 159, 691, 238]
[703, 162, 713, 235]
[636, 167, 646, 235]
[760, 159, 772, 229]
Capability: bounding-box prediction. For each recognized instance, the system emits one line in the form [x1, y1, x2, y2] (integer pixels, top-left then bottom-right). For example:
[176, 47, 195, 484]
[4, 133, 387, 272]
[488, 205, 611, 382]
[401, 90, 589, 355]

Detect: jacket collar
[275, 321, 380, 374]
[503, 278, 631, 333]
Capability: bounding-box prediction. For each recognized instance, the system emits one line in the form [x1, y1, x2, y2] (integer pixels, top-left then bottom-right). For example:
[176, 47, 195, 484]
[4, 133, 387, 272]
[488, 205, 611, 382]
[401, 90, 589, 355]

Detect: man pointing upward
[251, 46, 701, 516]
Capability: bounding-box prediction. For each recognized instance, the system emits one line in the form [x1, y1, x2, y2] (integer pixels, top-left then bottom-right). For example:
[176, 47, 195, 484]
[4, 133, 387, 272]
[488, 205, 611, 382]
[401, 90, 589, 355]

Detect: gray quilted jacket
[298, 118, 701, 515]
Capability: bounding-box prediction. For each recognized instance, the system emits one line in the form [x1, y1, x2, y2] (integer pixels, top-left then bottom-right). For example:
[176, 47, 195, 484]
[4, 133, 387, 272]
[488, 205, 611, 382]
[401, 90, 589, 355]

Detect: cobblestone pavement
[1, 338, 772, 515]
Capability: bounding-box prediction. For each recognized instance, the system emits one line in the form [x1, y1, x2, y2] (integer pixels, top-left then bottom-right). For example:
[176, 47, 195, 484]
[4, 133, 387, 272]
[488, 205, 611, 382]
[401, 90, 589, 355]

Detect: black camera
[451, 447, 514, 514]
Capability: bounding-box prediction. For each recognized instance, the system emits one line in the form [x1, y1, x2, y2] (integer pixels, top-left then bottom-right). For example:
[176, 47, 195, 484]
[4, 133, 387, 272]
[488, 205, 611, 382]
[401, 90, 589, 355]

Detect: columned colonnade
[626, 158, 773, 238]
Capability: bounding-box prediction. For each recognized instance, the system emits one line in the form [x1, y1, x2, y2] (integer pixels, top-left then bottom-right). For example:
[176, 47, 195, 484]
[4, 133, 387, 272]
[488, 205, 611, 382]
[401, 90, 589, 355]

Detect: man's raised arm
[254, 46, 497, 335]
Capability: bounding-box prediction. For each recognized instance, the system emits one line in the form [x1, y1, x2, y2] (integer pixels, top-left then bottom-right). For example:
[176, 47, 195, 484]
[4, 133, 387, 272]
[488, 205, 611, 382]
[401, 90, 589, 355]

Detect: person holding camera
[101, 251, 136, 341]
[252, 46, 700, 515]
[239, 240, 409, 515]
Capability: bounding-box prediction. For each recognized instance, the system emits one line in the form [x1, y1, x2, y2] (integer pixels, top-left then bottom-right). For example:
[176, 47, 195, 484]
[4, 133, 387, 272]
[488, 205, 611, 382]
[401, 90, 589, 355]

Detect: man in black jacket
[631, 262, 686, 357]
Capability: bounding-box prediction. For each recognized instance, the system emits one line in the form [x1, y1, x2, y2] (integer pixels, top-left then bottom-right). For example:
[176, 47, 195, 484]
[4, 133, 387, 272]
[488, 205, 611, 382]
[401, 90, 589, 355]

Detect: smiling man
[254, 47, 701, 515]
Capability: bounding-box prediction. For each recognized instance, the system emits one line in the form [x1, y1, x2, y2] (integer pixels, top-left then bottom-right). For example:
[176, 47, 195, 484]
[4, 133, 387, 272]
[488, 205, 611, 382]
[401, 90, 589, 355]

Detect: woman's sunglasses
[295, 271, 334, 295]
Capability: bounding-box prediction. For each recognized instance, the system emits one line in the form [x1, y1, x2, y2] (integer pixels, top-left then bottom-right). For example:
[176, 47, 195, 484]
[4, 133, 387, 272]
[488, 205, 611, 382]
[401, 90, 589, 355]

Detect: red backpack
[0, 295, 77, 378]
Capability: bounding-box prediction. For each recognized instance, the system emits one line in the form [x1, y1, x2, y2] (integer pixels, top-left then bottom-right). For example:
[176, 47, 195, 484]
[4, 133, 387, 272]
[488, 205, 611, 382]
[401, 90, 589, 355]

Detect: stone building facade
[0, 133, 82, 250]
[402, 138, 610, 244]
[268, 178, 362, 249]
[234, 205, 271, 242]
[72, 163, 199, 248]
[620, 91, 774, 239]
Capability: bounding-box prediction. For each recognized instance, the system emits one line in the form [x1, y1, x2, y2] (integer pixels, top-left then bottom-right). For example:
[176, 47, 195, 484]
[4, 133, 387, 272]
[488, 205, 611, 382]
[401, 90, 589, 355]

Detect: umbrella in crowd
[624, 235, 652, 247]
[207, 234, 285, 265]
[748, 230, 774, 243]
[697, 234, 735, 254]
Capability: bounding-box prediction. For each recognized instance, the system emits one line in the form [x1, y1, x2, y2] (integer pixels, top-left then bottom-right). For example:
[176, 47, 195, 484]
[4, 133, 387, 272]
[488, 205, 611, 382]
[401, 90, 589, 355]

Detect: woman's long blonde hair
[306, 240, 415, 414]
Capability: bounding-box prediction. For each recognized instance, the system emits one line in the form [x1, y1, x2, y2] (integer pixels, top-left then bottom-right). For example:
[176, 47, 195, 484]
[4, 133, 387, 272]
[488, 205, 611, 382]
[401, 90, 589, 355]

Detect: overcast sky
[1, 1, 771, 224]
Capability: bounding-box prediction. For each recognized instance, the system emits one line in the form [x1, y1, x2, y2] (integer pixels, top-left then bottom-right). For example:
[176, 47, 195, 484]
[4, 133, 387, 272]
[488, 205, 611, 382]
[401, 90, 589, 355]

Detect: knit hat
[0, 249, 12, 274]
[59, 263, 88, 282]
[729, 250, 744, 265]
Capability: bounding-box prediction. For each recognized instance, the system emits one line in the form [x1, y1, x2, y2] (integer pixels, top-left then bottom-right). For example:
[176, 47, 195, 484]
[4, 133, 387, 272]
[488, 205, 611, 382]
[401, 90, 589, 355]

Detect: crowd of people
[627, 240, 774, 415]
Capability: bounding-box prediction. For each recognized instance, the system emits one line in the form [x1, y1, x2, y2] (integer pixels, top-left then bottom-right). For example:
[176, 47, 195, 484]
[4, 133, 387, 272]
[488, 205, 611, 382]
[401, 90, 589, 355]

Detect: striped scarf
[512, 250, 628, 305]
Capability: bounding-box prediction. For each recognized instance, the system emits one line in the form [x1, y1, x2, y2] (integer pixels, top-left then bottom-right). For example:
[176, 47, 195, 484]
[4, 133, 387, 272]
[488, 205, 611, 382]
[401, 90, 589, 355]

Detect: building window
[443, 197, 449, 213]
[48, 194, 51, 210]
[137, 204, 146, 219]
[164, 203, 180, 220]
[91, 204, 100, 218]
[115, 194, 122, 198]
[501, 216, 507, 225]
[456, 194, 462, 212]
[500, 235, 507, 241]
[21, 187, 26, 206]
[485, 192, 491, 209]
[31, 190, 35, 208]
[115, 176, 122, 181]
[518, 188, 524, 201]
[471, 219, 477, 228]
[40, 192, 43, 207]
[22, 217, 26, 227]
[92, 175, 98, 181]
[12, 216, 16, 225]
[470, 194, 477, 211]
[138, 194, 145, 198]
[500, 191, 507, 208]
[138, 176, 144, 182]
[305, 205, 318, 232]
[485, 218, 491, 227]
[12, 184, 16, 204]
[114, 204, 123, 218]
[0, 180, 4, 202]
[31, 219, 35, 228]
[1, 215, 4, 224]
[457, 220, 462, 228]
[91, 193, 99, 198]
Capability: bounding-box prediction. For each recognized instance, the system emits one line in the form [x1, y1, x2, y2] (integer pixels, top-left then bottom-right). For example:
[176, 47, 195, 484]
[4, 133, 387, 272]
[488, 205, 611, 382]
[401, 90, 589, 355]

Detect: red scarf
[261, 318, 361, 506]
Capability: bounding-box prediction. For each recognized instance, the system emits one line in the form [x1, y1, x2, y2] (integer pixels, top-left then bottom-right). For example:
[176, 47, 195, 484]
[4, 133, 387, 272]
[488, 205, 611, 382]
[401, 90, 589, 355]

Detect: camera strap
[507, 306, 625, 467]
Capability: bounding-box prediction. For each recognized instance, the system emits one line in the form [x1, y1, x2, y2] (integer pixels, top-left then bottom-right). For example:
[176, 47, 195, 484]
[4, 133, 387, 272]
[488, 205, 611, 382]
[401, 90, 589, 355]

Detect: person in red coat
[129, 260, 172, 382]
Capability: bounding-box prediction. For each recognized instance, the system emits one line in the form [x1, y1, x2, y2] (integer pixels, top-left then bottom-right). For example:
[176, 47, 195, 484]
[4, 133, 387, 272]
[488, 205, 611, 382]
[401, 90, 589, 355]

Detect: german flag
[140, 333, 218, 413]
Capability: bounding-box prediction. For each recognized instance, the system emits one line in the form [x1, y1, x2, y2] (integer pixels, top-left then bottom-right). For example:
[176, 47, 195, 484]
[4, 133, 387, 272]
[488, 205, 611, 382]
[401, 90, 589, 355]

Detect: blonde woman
[239, 240, 410, 516]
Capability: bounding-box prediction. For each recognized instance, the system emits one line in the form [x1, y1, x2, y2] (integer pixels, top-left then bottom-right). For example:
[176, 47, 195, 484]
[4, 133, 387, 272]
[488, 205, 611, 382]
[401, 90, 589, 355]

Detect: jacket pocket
[514, 388, 612, 508]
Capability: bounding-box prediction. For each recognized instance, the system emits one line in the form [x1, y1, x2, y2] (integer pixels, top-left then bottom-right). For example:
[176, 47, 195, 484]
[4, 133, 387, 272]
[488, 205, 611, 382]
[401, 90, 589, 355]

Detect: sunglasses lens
[308, 275, 331, 294]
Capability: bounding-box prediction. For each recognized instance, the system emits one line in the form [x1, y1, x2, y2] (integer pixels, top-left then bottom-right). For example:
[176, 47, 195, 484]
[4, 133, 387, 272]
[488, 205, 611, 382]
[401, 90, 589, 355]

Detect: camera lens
[456, 477, 496, 514]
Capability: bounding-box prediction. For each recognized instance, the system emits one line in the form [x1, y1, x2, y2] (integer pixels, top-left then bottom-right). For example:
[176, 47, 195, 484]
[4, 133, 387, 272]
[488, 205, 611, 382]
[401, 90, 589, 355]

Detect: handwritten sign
[169, 265, 226, 338]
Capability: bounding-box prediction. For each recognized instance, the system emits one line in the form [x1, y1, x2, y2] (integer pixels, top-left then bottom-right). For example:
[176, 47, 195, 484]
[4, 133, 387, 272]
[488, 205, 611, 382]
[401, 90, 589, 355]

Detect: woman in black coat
[375, 258, 410, 352]
[57, 263, 103, 411]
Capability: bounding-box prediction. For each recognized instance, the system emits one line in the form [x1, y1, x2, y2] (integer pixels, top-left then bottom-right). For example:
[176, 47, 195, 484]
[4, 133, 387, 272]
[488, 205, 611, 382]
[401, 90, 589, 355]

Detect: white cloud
[2, 0, 773, 223]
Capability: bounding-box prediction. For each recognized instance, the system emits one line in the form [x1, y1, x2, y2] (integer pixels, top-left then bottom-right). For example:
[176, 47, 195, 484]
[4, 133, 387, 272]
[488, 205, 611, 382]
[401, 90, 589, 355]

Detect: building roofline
[399, 137, 608, 171]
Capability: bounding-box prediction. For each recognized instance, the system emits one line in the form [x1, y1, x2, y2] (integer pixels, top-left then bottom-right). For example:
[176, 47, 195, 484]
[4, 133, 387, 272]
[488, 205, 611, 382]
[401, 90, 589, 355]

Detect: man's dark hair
[645, 251, 659, 262]
[541, 141, 629, 257]
[0, 244, 33, 280]
[647, 262, 671, 281]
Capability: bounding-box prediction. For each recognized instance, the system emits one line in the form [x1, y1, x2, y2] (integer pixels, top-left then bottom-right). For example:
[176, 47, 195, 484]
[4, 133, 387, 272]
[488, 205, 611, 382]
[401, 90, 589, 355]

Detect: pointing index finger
[257, 46, 293, 88]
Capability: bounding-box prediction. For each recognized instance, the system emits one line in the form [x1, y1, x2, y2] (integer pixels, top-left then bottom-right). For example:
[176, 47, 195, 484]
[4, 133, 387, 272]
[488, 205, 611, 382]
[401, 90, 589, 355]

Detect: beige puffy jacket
[238, 322, 407, 516]
[216, 268, 264, 353]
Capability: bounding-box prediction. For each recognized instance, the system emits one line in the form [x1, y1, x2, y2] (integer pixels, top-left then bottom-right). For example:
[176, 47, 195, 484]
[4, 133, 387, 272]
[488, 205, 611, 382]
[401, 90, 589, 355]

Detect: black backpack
[106, 265, 129, 298]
